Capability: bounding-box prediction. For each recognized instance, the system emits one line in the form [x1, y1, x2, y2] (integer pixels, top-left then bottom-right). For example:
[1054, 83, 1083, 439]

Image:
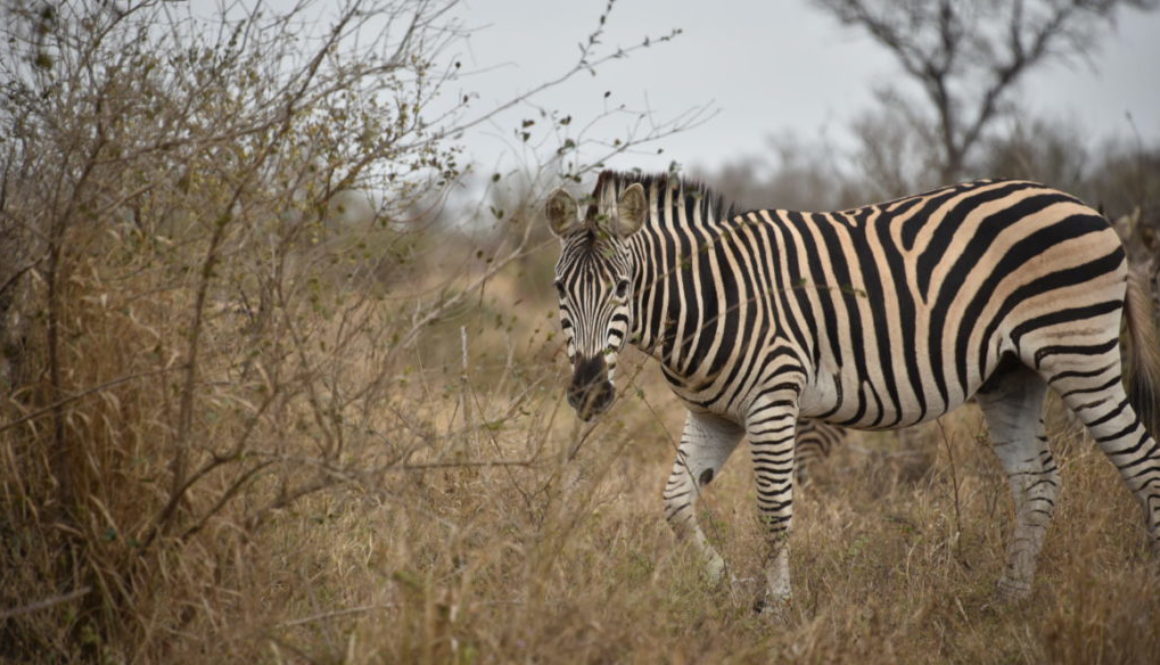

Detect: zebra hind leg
[1051, 363, 1160, 558]
[1035, 271, 1160, 563]
[976, 364, 1059, 599]
[663, 410, 745, 586]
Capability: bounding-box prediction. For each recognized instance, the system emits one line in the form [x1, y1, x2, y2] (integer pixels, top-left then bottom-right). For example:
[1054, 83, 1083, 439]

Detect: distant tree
[978, 116, 1160, 241]
[980, 116, 1090, 190]
[846, 87, 943, 197]
[702, 133, 871, 211]
[813, 0, 1159, 184]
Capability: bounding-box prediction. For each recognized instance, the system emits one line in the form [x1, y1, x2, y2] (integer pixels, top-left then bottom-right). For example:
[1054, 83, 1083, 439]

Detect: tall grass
[12, 235, 1160, 663]
[5, 188, 1160, 663]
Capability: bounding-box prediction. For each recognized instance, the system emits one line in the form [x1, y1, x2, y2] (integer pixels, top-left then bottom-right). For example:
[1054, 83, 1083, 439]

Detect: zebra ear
[614, 183, 646, 237]
[545, 188, 580, 237]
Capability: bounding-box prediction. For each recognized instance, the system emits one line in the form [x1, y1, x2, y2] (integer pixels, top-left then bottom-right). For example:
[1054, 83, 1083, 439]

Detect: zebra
[545, 170, 1160, 608]
[792, 419, 846, 486]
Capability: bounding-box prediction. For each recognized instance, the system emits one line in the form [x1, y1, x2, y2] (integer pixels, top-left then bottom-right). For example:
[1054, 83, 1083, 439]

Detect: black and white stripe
[793, 419, 846, 485]
[545, 171, 1160, 606]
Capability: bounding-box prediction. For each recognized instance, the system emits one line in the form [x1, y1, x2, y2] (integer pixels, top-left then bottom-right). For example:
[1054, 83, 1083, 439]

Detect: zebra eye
[614, 278, 629, 299]
[554, 280, 566, 299]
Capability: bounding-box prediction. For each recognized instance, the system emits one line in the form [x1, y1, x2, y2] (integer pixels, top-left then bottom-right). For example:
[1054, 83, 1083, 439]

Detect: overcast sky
[449, 0, 1160, 176]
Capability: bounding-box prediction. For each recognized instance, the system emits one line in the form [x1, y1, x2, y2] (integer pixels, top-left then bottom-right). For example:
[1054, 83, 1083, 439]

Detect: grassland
[3, 235, 1159, 664]
[245, 350, 1160, 664]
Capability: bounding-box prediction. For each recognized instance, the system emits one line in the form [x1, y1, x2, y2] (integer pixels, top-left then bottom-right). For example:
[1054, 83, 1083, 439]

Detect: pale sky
[450, 0, 1160, 176]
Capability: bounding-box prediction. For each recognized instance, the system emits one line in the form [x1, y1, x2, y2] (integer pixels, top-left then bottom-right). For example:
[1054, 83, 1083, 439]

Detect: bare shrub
[0, 0, 701, 660]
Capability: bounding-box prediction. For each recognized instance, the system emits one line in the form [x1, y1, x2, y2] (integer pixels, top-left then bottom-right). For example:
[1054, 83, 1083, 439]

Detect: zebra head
[545, 182, 647, 420]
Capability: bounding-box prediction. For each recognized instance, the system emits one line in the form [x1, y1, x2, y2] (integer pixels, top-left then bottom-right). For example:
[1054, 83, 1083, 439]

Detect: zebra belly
[798, 332, 1017, 430]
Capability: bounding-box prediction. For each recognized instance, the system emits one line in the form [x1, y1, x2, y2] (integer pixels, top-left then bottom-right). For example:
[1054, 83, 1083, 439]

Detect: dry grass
[240, 368, 1160, 665]
[3, 238, 1160, 663]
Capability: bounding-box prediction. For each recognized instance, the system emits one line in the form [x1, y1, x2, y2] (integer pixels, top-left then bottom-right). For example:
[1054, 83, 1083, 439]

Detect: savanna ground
[208, 282, 1160, 665]
[250, 283, 1160, 665]
[9, 246, 1160, 663]
[261, 306, 1160, 663]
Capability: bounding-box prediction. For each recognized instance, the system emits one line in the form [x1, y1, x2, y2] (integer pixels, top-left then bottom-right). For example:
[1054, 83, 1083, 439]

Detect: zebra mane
[586, 170, 738, 228]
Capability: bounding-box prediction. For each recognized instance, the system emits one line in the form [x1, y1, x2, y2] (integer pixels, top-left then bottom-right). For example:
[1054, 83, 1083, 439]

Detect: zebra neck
[607, 173, 741, 381]
[626, 207, 716, 370]
[626, 248, 655, 358]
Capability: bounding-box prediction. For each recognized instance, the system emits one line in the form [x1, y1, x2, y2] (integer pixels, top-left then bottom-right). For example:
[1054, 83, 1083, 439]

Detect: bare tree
[814, 0, 1158, 184]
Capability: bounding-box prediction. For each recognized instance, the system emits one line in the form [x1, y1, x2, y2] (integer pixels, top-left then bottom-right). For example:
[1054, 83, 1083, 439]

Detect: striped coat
[546, 171, 1160, 607]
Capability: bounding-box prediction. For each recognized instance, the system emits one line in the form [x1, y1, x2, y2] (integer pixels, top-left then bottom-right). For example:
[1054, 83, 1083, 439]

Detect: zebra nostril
[567, 385, 588, 412]
[573, 381, 615, 420]
[571, 355, 607, 390]
[566, 354, 616, 419]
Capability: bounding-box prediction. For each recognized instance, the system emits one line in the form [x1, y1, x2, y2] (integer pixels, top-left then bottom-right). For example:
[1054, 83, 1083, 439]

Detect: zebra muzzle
[567, 354, 615, 420]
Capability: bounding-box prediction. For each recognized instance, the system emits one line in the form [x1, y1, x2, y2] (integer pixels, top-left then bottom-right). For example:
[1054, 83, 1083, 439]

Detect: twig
[456, 325, 473, 459]
[392, 0, 686, 154]
[936, 417, 966, 565]
[275, 603, 398, 628]
[0, 260, 38, 301]
[396, 459, 534, 470]
[392, 233, 546, 352]
[0, 368, 170, 435]
[0, 586, 91, 620]
[274, 599, 526, 628]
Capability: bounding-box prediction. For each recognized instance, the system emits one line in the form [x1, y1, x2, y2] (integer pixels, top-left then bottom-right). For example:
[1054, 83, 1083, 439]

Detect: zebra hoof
[994, 577, 1032, 602]
[731, 575, 790, 616]
[753, 591, 792, 618]
[703, 555, 727, 587]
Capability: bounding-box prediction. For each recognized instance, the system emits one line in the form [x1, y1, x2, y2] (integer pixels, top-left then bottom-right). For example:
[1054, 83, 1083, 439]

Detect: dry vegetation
[5, 222, 1160, 663]
[30, 294, 1160, 665]
[2, 1, 1160, 663]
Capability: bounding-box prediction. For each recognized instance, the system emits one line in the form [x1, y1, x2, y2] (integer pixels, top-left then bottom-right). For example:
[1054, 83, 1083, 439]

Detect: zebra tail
[1124, 268, 1160, 440]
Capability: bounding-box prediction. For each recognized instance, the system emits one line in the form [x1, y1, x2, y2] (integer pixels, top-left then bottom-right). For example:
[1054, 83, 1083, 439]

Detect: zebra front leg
[663, 409, 745, 585]
[747, 395, 800, 609]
